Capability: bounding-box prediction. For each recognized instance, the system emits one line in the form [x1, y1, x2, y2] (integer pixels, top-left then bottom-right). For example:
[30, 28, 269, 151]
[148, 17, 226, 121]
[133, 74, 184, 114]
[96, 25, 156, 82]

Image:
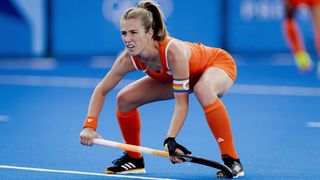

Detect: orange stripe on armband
[83, 116, 98, 131]
[173, 79, 189, 93]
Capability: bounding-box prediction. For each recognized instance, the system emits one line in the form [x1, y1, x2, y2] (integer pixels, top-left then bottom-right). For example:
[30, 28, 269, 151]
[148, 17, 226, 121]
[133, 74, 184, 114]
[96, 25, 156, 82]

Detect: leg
[193, 67, 233, 107]
[105, 76, 173, 174]
[193, 67, 244, 178]
[116, 76, 173, 158]
[310, 4, 320, 77]
[282, 2, 313, 71]
[283, 2, 304, 53]
[193, 67, 237, 158]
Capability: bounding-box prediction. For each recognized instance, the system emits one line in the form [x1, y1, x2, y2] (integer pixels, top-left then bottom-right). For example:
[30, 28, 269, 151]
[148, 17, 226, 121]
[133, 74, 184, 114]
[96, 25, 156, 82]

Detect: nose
[124, 38, 130, 43]
[123, 35, 131, 43]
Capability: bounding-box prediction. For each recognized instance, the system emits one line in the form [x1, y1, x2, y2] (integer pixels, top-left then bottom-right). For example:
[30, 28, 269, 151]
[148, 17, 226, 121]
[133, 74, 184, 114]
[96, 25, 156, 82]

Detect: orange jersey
[131, 37, 237, 88]
[287, 0, 320, 6]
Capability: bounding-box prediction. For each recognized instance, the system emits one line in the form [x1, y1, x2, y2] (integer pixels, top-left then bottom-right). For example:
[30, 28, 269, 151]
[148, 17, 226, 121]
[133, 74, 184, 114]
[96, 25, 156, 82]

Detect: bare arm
[87, 50, 136, 118]
[166, 41, 191, 138]
[80, 50, 136, 146]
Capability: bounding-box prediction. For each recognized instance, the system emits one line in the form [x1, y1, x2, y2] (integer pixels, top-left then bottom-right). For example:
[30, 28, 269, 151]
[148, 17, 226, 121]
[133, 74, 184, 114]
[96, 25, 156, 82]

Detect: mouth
[126, 44, 135, 50]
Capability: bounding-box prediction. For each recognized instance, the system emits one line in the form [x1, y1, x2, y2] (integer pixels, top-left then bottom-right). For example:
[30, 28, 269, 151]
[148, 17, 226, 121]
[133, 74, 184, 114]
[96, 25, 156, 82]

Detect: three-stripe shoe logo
[121, 162, 136, 170]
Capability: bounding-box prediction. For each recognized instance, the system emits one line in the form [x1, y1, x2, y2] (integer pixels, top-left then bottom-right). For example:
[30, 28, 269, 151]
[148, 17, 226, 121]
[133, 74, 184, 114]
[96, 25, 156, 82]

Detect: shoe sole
[233, 171, 245, 178]
[105, 168, 146, 175]
[216, 170, 244, 178]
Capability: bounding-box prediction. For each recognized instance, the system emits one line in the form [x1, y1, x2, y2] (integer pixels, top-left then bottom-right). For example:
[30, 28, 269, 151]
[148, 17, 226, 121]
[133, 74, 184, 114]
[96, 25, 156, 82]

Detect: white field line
[305, 122, 320, 128]
[0, 115, 9, 122]
[0, 58, 57, 70]
[0, 75, 134, 89]
[0, 75, 320, 97]
[229, 84, 320, 97]
[0, 165, 176, 180]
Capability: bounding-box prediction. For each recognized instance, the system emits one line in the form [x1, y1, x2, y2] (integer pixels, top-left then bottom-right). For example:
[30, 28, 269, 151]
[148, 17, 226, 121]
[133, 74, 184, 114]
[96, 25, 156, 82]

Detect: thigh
[194, 67, 233, 106]
[117, 76, 174, 112]
[201, 67, 234, 97]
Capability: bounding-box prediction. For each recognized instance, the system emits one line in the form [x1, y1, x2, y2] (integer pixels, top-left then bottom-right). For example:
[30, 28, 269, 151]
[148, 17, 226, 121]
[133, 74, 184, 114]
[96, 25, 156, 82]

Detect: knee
[193, 81, 217, 99]
[116, 90, 136, 110]
[193, 82, 204, 97]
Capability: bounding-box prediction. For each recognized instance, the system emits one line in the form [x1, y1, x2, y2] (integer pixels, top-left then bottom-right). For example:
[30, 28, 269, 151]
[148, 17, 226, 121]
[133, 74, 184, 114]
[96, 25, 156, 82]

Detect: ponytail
[121, 0, 168, 40]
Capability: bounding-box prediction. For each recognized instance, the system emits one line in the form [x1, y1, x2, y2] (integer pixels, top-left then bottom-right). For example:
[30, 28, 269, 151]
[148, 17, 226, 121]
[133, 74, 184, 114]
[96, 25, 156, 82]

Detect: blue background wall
[0, 0, 316, 56]
[51, 0, 222, 56]
[226, 0, 315, 53]
[0, 0, 47, 57]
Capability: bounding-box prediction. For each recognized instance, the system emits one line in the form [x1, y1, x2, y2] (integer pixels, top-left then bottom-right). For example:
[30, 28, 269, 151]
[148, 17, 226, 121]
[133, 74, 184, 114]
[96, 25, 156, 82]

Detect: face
[120, 18, 153, 56]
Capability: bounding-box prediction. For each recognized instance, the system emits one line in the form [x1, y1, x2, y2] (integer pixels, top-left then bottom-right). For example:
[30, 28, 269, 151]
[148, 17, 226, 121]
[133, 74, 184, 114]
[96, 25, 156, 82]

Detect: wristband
[173, 79, 189, 93]
[83, 116, 98, 131]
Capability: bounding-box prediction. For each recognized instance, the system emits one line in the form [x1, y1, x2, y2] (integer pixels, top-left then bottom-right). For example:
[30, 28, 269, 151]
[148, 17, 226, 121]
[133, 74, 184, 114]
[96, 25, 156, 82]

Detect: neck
[139, 40, 159, 60]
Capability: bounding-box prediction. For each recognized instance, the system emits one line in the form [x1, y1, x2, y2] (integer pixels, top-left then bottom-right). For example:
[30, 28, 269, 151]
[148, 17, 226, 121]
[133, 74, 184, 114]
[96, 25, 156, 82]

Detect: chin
[128, 50, 139, 56]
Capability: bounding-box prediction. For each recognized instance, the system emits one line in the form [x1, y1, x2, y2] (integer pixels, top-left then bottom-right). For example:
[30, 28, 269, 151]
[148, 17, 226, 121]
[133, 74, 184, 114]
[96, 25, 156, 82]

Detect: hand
[164, 137, 192, 164]
[80, 127, 102, 146]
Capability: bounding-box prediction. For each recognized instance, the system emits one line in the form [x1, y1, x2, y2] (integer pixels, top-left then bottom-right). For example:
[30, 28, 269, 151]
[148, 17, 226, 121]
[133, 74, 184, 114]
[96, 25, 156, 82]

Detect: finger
[85, 140, 91, 146]
[169, 157, 176, 164]
[170, 156, 183, 163]
[87, 139, 93, 146]
[80, 138, 85, 145]
[82, 138, 90, 146]
[88, 138, 92, 145]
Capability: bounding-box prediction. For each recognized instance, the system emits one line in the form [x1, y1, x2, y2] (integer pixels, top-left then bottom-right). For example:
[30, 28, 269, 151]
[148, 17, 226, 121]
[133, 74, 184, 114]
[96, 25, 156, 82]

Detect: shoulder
[117, 49, 131, 62]
[166, 39, 190, 61]
[113, 49, 136, 73]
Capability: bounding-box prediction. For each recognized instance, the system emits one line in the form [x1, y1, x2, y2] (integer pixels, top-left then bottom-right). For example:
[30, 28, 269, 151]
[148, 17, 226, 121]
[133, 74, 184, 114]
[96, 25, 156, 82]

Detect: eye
[121, 31, 127, 36]
[130, 30, 137, 35]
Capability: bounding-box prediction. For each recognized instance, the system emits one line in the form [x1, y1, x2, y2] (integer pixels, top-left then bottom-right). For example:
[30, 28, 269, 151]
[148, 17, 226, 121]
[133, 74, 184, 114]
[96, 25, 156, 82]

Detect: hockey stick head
[174, 154, 234, 178]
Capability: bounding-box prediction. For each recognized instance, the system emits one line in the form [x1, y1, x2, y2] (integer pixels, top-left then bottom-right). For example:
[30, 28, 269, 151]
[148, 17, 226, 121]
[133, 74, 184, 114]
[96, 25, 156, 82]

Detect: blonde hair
[121, 0, 168, 40]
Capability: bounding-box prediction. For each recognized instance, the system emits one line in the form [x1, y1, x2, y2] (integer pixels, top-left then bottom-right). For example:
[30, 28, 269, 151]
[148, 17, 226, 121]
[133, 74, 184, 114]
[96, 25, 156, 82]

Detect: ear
[147, 28, 154, 39]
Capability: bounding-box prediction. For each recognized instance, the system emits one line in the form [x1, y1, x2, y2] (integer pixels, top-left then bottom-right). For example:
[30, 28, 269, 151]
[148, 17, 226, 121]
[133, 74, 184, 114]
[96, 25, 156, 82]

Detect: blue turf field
[0, 54, 319, 179]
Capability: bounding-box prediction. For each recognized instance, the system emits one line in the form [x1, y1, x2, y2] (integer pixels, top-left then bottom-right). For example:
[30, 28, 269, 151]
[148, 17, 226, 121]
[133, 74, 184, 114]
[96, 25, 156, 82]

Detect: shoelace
[112, 154, 129, 165]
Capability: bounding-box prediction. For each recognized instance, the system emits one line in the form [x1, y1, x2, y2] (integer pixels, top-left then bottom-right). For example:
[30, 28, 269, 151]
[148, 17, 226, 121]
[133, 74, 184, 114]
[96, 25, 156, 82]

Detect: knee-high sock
[116, 107, 142, 159]
[203, 99, 238, 160]
[283, 19, 305, 53]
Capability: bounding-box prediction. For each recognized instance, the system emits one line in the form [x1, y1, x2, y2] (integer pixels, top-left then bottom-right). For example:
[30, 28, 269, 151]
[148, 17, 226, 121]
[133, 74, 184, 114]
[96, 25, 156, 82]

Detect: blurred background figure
[282, 0, 320, 77]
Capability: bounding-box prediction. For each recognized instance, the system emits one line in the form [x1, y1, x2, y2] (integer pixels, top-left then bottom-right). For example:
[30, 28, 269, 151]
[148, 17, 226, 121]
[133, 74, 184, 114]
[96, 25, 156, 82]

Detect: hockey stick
[93, 138, 233, 178]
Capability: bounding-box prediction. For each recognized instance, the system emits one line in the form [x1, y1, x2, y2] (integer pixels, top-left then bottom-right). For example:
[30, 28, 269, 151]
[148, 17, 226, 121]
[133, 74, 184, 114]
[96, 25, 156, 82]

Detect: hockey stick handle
[93, 138, 169, 158]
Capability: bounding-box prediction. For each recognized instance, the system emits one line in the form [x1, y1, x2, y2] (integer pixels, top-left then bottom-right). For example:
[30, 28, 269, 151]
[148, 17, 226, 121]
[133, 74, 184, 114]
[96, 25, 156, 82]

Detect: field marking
[0, 75, 320, 97]
[0, 58, 57, 70]
[0, 115, 9, 122]
[0, 75, 133, 89]
[230, 84, 320, 97]
[0, 165, 175, 180]
[306, 122, 320, 128]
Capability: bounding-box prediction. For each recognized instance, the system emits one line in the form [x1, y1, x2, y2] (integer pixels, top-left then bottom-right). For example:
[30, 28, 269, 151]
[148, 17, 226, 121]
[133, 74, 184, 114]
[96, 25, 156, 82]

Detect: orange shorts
[208, 48, 237, 82]
[287, 0, 320, 6]
[189, 48, 237, 88]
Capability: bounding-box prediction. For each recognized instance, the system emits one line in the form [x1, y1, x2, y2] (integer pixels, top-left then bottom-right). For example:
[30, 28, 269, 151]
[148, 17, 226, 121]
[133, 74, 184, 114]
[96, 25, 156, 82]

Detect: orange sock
[116, 107, 142, 159]
[203, 99, 238, 160]
[283, 19, 305, 53]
